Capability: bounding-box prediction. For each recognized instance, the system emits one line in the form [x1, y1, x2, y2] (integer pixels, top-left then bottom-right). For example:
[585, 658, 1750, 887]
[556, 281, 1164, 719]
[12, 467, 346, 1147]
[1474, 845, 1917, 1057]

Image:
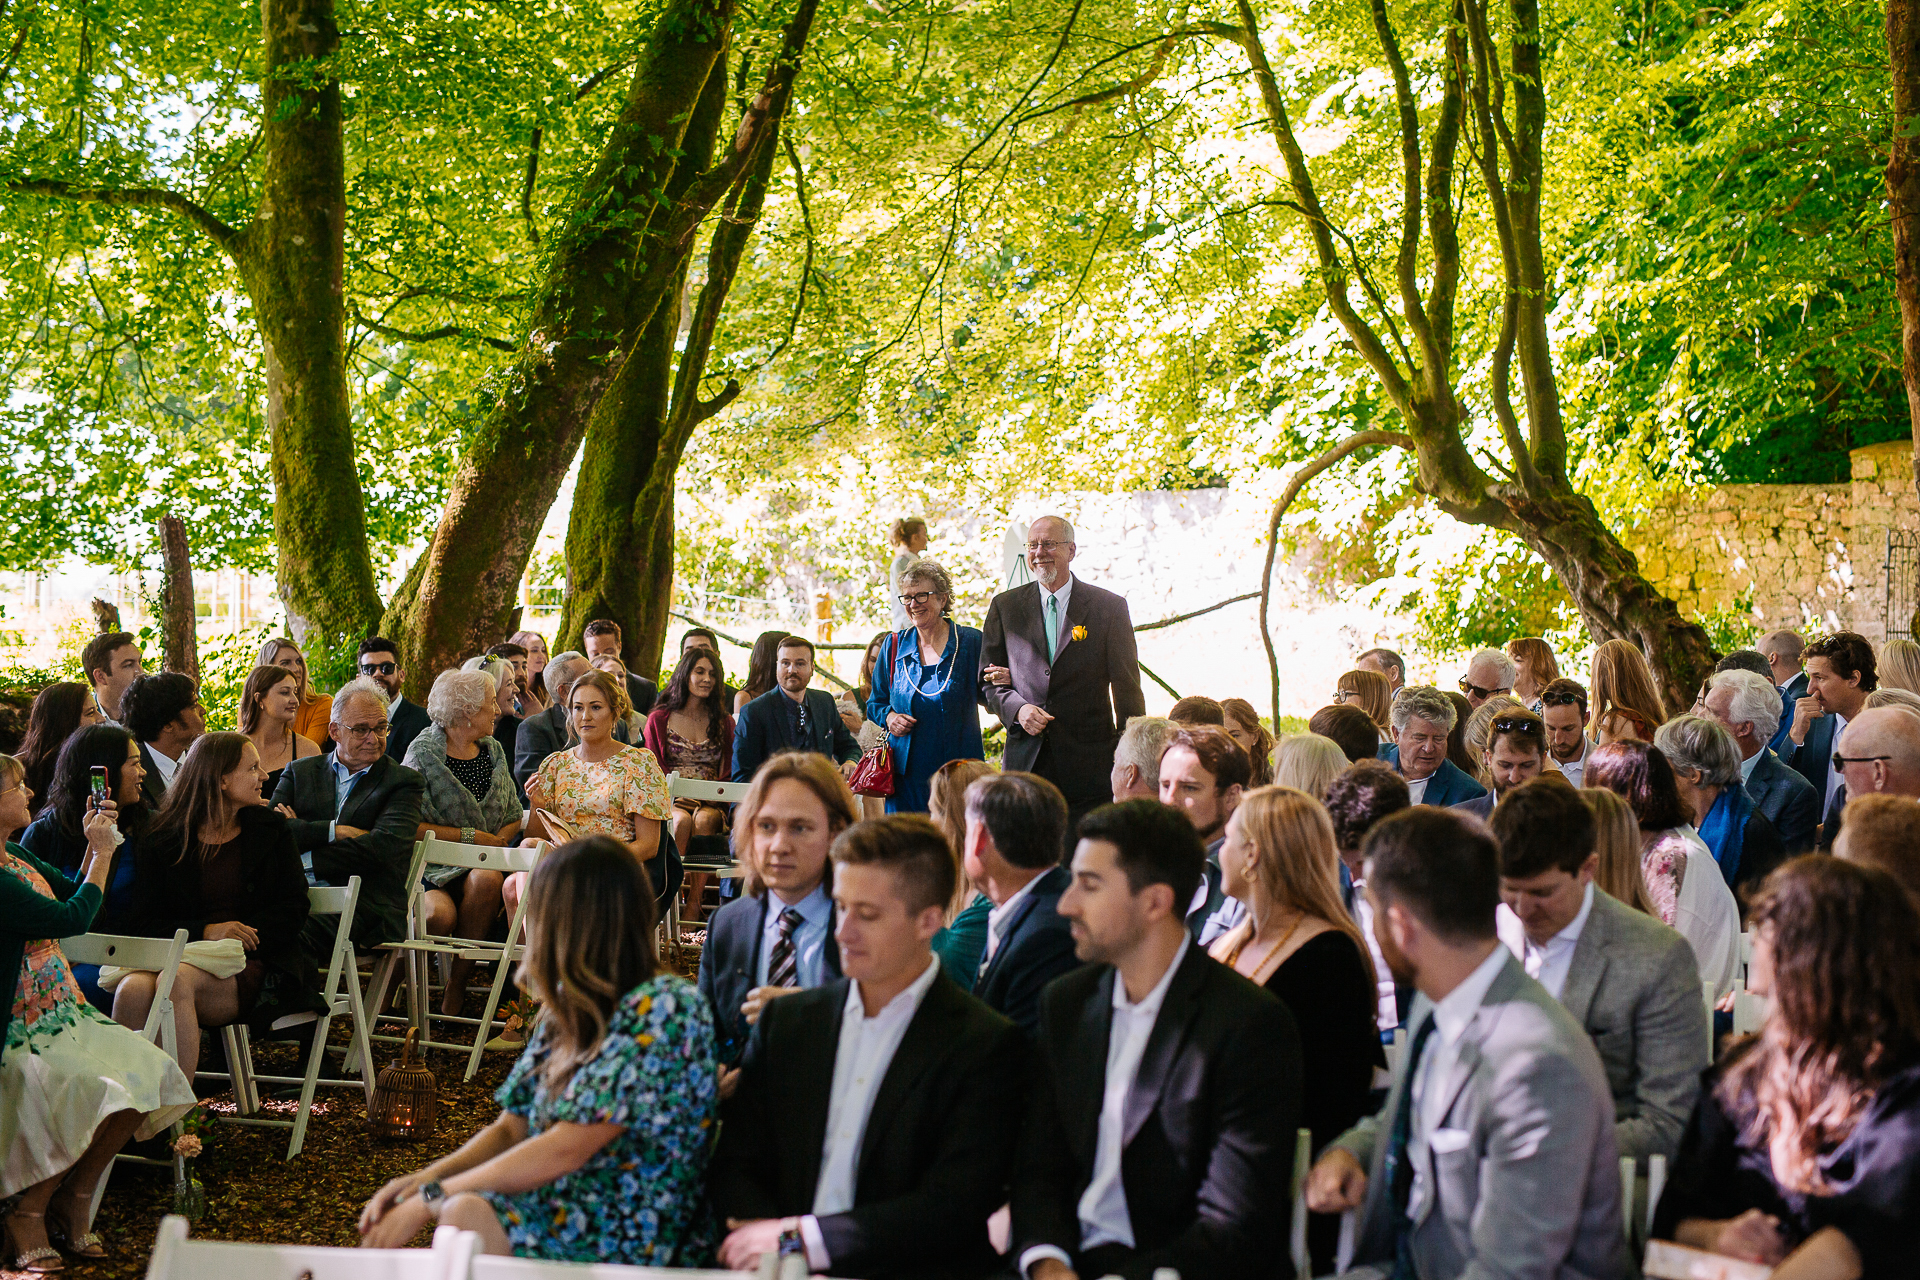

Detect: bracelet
[461, 826, 475, 844]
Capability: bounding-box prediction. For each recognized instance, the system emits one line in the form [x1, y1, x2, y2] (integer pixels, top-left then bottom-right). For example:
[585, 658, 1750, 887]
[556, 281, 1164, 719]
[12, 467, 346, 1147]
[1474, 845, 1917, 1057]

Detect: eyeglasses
[897, 591, 938, 606]
[1832, 752, 1892, 770]
[1459, 678, 1511, 699]
[359, 661, 398, 676]
[340, 722, 391, 739]
[1331, 689, 1354, 703]
[1026, 540, 1064, 553]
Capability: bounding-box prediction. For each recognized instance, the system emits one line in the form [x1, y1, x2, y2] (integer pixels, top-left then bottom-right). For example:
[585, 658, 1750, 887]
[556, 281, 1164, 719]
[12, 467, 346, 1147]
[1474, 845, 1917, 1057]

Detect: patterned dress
[484, 975, 718, 1264]
[530, 745, 671, 842]
[1, 847, 195, 1203]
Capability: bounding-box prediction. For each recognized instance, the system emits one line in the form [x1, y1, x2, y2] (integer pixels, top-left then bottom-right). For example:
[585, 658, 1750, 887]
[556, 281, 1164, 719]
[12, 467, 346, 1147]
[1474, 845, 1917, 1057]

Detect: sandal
[47, 1206, 107, 1260]
[4, 1210, 66, 1273]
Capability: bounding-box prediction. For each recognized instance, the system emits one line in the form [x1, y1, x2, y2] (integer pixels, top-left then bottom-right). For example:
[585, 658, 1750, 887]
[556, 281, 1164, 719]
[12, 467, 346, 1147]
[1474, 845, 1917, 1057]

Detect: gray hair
[329, 676, 390, 725]
[1030, 514, 1076, 543]
[427, 669, 495, 729]
[1114, 715, 1176, 788]
[1391, 685, 1457, 734]
[1866, 686, 1920, 716]
[1709, 669, 1781, 743]
[1465, 647, 1517, 687]
[899, 559, 954, 602]
[1655, 715, 1743, 787]
[543, 650, 590, 701]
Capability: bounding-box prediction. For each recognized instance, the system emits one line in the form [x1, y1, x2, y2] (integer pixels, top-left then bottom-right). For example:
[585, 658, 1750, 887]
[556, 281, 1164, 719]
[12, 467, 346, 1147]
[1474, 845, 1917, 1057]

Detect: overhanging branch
[11, 178, 241, 256]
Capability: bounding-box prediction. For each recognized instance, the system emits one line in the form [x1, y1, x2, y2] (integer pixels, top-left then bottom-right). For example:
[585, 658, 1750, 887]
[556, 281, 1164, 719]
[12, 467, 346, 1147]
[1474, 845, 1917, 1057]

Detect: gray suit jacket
[1745, 747, 1819, 854]
[1558, 889, 1707, 1163]
[1334, 951, 1633, 1280]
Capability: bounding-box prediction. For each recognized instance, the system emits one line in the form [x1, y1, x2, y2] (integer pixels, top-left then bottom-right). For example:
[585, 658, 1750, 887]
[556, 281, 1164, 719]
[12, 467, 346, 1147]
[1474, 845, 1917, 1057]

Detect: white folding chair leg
[464, 951, 514, 1083]
[1335, 1209, 1357, 1274]
[1288, 1126, 1313, 1274]
[285, 1011, 334, 1158]
[1645, 1153, 1667, 1241]
[342, 954, 376, 1104]
[1620, 1155, 1636, 1238]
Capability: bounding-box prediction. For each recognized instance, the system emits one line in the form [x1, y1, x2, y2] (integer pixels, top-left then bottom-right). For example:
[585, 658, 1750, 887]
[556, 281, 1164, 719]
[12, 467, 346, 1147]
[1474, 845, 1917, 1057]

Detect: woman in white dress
[886, 518, 928, 631]
[0, 752, 194, 1272]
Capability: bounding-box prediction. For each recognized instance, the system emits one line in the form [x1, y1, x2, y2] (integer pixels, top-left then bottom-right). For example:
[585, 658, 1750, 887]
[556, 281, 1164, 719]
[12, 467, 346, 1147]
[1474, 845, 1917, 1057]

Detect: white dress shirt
[1405, 774, 1432, 806]
[1822, 712, 1849, 812]
[1506, 882, 1594, 1000]
[145, 743, 180, 790]
[800, 955, 943, 1267]
[980, 871, 1046, 974]
[1409, 945, 1512, 1216]
[1352, 882, 1399, 1034]
[1038, 577, 1074, 655]
[1738, 747, 1763, 785]
[1020, 938, 1190, 1279]
[1552, 738, 1592, 788]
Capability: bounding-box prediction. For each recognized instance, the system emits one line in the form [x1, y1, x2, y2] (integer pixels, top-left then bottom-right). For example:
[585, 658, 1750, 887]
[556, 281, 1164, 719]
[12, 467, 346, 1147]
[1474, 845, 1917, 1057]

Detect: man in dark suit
[699, 752, 853, 1065]
[731, 636, 860, 784]
[1380, 685, 1487, 808]
[355, 636, 432, 762]
[1781, 630, 1875, 835]
[1014, 799, 1301, 1280]
[582, 617, 658, 717]
[271, 677, 424, 949]
[964, 771, 1077, 1037]
[119, 671, 204, 808]
[981, 515, 1146, 831]
[1703, 667, 1820, 852]
[1450, 708, 1546, 822]
[712, 816, 1027, 1279]
[1759, 628, 1808, 754]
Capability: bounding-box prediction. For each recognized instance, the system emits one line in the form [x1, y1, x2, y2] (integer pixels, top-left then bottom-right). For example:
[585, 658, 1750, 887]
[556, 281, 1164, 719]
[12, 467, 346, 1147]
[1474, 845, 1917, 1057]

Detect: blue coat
[866, 625, 986, 812]
[971, 864, 1081, 1038]
[1745, 748, 1820, 854]
[1380, 746, 1488, 807]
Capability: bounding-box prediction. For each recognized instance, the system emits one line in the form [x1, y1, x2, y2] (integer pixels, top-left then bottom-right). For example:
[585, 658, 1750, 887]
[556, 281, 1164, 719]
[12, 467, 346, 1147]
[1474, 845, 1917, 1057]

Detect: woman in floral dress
[358, 836, 718, 1264]
[1, 753, 195, 1272]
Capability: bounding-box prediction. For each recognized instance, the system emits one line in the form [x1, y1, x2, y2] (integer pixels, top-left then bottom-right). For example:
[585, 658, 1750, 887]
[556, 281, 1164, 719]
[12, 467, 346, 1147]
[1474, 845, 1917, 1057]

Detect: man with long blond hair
[698, 752, 859, 1066]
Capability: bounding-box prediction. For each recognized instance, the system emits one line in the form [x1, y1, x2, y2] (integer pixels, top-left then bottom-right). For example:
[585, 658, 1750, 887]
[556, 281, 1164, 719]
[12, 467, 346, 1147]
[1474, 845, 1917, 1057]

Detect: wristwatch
[777, 1222, 805, 1258]
[460, 826, 475, 844]
[418, 1179, 446, 1217]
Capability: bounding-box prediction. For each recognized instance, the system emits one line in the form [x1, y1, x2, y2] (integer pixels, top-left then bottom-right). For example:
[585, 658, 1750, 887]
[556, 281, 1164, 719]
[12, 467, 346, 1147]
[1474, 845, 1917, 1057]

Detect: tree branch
[520, 127, 543, 246]
[1366, 0, 1442, 377]
[1258, 430, 1415, 724]
[10, 178, 242, 256]
[349, 306, 517, 351]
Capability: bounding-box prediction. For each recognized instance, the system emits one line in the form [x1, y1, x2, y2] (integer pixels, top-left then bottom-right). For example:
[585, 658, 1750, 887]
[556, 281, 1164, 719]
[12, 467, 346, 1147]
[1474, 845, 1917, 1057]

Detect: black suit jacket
[698, 889, 844, 1065]
[270, 752, 424, 947]
[1745, 747, 1820, 854]
[385, 696, 431, 763]
[730, 687, 860, 784]
[624, 672, 658, 719]
[137, 741, 168, 810]
[981, 576, 1145, 807]
[1013, 946, 1303, 1280]
[710, 972, 1027, 1279]
[972, 864, 1081, 1037]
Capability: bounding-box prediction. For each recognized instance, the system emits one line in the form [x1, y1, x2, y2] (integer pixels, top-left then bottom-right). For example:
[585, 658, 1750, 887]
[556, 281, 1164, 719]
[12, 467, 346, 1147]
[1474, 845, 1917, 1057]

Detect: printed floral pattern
[3, 850, 91, 1043]
[1641, 830, 1685, 928]
[530, 745, 671, 842]
[485, 975, 718, 1265]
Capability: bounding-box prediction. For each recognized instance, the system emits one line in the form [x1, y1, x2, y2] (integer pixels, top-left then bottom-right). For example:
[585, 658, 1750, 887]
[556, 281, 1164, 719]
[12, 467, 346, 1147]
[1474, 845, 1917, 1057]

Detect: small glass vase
[173, 1173, 207, 1221]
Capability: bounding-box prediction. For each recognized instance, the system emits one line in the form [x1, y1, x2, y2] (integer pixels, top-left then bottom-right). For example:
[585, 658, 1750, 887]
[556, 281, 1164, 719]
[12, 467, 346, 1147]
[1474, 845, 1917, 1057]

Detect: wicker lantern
[368, 1027, 438, 1141]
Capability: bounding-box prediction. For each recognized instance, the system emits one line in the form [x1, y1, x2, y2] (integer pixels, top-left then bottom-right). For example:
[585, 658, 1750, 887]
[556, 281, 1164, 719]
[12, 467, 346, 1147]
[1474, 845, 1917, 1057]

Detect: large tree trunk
[242, 0, 383, 645]
[1890, 0, 1920, 504]
[380, 0, 737, 693]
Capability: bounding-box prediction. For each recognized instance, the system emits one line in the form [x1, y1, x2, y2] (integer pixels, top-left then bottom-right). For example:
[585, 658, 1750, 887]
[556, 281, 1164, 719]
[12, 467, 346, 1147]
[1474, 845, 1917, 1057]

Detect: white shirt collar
[388, 690, 403, 714]
[1038, 575, 1073, 611]
[1112, 933, 1189, 1017]
[1428, 944, 1510, 1047]
[1738, 746, 1763, 783]
[845, 953, 942, 1024]
[1519, 882, 1594, 997]
[983, 869, 1048, 967]
[145, 742, 180, 787]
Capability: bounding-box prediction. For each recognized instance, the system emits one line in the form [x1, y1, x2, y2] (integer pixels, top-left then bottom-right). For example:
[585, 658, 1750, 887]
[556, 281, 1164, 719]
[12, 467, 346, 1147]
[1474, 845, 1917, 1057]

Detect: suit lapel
[1122, 950, 1205, 1147]
[1072, 971, 1115, 1160]
[1429, 957, 1519, 1126]
[1557, 896, 1610, 1026]
[339, 756, 382, 825]
[792, 982, 847, 1207]
[1053, 575, 1091, 662]
[857, 975, 959, 1184]
[977, 867, 1059, 989]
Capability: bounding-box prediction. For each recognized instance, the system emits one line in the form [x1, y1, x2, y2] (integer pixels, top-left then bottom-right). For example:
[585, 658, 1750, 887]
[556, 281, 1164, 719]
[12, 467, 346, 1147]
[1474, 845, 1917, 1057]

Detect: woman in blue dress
[357, 835, 718, 1264]
[867, 560, 986, 813]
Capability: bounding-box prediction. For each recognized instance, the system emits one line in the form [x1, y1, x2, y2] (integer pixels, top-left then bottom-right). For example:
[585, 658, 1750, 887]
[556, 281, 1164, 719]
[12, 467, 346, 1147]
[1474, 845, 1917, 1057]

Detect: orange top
[294, 691, 334, 746]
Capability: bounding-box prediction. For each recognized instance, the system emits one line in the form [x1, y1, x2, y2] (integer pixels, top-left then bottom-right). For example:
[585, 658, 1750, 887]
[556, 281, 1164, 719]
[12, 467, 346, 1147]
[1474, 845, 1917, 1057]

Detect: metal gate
[1886, 528, 1920, 642]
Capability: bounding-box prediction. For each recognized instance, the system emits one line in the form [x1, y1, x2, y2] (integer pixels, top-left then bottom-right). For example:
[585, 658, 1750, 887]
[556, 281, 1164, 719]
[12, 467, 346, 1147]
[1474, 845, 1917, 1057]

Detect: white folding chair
[362, 836, 440, 1046]
[663, 772, 750, 944]
[198, 878, 376, 1157]
[367, 836, 544, 1081]
[1618, 1153, 1669, 1246]
[60, 929, 191, 1182]
[472, 1253, 790, 1279]
[144, 1213, 473, 1279]
[1731, 930, 1767, 1034]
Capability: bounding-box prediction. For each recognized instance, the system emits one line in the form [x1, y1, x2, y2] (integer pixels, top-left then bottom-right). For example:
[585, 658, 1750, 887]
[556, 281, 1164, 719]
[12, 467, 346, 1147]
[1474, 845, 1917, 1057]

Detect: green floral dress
[484, 973, 718, 1265]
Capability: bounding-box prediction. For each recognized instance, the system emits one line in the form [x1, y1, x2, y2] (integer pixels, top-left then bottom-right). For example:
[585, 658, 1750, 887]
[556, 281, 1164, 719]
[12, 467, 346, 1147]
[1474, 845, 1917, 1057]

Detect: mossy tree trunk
[1889, 0, 1920, 506]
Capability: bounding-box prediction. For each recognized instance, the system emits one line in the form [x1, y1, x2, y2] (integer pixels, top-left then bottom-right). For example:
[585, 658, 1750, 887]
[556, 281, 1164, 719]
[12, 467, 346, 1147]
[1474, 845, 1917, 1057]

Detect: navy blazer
[731, 687, 860, 784]
[1767, 672, 1807, 755]
[698, 888, 844, 1066]
[385, 696, 432, 763]
[1781, 709, 1840, 802]
[1745, 748, 1820, 854]
[137, 741, 168, 810]
[1380, 746, 1488, 807]
[973, 864, 1082, 1037]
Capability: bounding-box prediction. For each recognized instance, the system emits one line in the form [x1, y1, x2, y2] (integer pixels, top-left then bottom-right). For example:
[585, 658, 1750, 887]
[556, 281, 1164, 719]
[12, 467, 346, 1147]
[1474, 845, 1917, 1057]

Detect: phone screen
[89, 765, 108, 807]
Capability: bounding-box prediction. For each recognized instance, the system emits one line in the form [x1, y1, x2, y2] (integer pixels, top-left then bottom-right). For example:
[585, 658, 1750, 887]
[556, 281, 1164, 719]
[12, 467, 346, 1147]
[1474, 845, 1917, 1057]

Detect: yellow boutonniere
[1071, 624, 1088, 642]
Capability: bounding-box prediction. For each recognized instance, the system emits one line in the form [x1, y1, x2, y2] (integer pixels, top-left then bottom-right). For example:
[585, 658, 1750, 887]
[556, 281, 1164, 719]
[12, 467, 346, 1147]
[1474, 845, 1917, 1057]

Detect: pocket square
[1428, 1127, 1473, 1154]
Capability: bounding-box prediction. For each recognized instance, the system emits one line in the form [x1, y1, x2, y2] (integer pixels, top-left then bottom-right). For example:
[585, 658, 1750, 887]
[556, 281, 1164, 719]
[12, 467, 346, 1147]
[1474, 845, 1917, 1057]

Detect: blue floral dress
[484, 974, 718, 1265]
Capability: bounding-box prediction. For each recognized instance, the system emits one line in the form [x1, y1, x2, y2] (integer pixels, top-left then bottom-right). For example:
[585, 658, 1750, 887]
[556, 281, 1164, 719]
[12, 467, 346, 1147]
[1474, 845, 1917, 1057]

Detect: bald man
[1757, 628, 1806, 753]
[1821, 706, 1920, 849]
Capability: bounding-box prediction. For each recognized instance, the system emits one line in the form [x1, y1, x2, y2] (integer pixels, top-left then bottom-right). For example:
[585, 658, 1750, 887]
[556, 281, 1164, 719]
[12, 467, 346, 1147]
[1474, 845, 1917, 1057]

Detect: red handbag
[849, 744, 895, 797]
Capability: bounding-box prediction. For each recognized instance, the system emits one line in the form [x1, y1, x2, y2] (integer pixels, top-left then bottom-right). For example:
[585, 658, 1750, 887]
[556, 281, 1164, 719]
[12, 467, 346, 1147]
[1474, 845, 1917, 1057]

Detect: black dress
[1653, 1045, 1920, 1273]
[130, 807, 324, 1029]
[1228, 926, 1385, 1273]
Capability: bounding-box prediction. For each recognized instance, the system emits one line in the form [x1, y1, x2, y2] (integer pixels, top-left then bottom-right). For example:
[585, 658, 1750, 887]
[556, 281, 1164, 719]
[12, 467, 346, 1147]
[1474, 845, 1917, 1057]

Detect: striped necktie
[767, 907, 804, 989]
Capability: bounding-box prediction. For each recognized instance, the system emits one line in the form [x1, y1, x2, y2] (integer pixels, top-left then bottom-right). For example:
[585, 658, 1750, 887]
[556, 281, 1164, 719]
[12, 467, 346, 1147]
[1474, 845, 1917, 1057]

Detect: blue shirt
[305, 751, 376, 880]
[755, 881, 833, 989]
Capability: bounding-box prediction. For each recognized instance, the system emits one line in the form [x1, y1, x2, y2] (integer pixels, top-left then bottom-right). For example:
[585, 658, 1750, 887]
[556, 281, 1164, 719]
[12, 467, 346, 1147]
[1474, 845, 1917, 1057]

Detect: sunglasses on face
[1832, 752, 1892, 770]
[360, 661, 398, 676]
[1459, 678, 1511, 699]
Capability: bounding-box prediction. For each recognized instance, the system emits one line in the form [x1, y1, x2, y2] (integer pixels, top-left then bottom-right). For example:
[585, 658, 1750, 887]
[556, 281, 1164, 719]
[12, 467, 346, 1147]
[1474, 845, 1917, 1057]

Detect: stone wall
[1620, 441, 1920, 639]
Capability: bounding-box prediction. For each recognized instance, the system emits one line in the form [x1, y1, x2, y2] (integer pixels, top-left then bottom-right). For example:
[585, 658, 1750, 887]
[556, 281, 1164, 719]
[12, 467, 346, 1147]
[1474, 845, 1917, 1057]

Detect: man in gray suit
[1306, 806, 1631, 1280]
[1491, 776, 1708, 1164]
[1703, 668, 1820, 853]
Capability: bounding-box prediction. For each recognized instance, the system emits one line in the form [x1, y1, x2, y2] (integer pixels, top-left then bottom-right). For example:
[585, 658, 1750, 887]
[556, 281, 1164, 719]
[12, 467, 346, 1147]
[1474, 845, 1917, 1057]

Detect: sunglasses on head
[1491, 716, 1543, 735]
[1540, 691, 1582, 707]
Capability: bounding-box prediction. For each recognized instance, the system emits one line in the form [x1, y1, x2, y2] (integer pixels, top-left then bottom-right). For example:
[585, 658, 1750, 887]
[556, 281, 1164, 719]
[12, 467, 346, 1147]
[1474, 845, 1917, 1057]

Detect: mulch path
[2, 934, 707, 1280]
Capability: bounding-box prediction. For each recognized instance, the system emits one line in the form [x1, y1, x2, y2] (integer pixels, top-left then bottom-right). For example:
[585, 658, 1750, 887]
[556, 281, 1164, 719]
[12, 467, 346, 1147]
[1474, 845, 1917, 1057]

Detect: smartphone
[89, 765, 109, 810]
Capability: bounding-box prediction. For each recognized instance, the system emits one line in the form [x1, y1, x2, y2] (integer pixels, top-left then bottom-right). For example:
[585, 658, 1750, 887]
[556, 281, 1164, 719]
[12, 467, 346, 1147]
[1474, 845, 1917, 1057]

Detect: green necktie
[1046, 594, 1060, 662]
